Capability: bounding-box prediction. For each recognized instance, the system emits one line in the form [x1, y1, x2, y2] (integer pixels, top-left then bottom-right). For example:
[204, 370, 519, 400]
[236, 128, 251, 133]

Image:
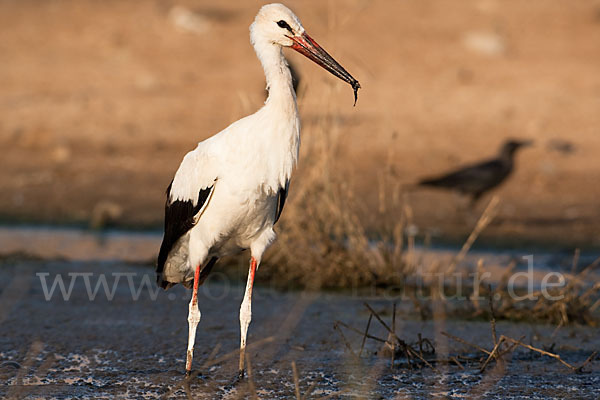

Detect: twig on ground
[480, 336, 506, 373]
[182, 379, 193, 400]
[359, 314, 373, 356]
[498, 335, 525, 358]
[364, 303, 395, 338]
[440, 331, 491, 355]
[333, 322, 359, 360]
[576, 351, 597, 372]
[291, 361, 301, 400]
[204, 343, 222, 366]
[335, 320, 387, 343]
[450, 356, 465, 370]
[301, 380, 318, 400]
[318, 388, 350, 399]
[502, 336, 595, 373]
[205, 336, 275, 369]
[246, 353, 258, 400]
[406, 347, 440, 373]
[391, 302, 397, 367]
[488, 286, 498, 346]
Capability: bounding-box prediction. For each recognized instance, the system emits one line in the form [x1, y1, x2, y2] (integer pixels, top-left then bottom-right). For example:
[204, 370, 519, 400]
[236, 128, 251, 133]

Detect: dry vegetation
[265, 93, 408, 289]
[237, 103, 600, 326]
[334, 300, 597, 381]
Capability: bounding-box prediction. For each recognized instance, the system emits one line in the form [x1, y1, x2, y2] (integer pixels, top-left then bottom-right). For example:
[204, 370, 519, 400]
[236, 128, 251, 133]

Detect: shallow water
[1, 225, 598, 270]
[0, 259, 598, 399]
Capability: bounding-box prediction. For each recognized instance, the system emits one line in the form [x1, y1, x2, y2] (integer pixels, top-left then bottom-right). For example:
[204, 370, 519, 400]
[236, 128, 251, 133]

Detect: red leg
[186, 264, 202, 376]
[238, 257, 257, 378]
[192, 264, 201, 305]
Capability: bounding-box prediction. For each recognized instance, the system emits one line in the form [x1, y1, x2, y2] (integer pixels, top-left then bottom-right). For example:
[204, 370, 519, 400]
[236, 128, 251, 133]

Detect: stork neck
[254, 40, 296, 108]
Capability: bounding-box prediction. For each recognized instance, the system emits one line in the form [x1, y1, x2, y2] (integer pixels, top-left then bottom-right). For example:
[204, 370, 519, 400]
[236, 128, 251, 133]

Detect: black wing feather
[274, 182, 289, 224]
[156, 181, 213, 288]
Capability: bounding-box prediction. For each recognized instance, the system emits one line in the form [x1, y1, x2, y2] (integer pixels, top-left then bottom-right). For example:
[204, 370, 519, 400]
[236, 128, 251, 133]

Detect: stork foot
[237, 368, 246, 381]
[184, 369, 205, 380]
[225, 369, 245, 388]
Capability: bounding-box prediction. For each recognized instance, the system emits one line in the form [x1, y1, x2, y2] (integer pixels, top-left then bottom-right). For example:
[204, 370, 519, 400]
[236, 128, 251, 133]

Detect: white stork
[156, 3, 360, 378]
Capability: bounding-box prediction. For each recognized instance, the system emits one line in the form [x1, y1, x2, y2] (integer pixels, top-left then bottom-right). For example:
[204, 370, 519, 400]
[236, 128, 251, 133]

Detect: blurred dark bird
[418, 139, 532, 205]
[547, 138, 575, 155]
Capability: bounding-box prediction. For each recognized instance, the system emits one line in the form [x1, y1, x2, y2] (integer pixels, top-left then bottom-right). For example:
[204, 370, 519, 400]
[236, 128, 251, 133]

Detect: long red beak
[288, 32, 361, 106]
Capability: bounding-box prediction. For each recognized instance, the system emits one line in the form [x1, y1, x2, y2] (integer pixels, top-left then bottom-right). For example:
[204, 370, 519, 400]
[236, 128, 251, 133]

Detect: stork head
[251, 3, 361, 105]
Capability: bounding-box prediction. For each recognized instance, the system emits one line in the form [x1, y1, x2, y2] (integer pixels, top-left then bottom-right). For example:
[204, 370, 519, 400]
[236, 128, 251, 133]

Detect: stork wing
[274, 180, 289, 224]
[156, 147, 218, 287]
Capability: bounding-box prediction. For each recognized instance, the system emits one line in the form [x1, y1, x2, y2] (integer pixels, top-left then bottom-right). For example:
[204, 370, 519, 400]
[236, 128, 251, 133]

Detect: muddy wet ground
[2, 0, 600, 248]
[1, 259, 598, 399]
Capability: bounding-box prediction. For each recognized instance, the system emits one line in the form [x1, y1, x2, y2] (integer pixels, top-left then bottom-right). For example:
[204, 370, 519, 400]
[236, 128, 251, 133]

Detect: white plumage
[155, 3, 360, 379]
[163, 89, 300, 282]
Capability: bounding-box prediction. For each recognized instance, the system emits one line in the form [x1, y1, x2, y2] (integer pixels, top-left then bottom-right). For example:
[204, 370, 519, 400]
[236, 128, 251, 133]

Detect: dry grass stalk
[390, 302, 397, 367]
[488, 286, 498, 345]
[447, 196, 500, 274]
[262, 101, 410, 288]
[440, 331, 491, 356]
[291, 361, 301, 400]
[470, 259, 486, 315]
[501, 336, 597, 373]
[497, 335, 525, 359]
[335, 320, 386, 344]
[205, 343, 222, 366]
[479, 336, 506, 372]
[203, 336, 275, 369]
[336, 303, 438, 372]
[317, 388, 350, 400]
[364, 303, 394, 336]
[301, 380, 318, 400]
[359, 314, 373, 357]
[246, 354, 258, 400]
[450, 356, 465, 370]
[5, 340, 45, 400]
[182, 379, 193, 400]
[333, 322, 359, 360]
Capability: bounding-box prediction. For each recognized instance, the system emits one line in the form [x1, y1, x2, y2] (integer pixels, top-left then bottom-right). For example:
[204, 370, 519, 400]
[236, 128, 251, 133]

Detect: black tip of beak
[352, 81, 361, 107]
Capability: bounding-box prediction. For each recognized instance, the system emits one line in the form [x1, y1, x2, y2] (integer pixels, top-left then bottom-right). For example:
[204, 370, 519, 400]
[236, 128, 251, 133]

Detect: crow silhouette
[418, 139, 532, 205]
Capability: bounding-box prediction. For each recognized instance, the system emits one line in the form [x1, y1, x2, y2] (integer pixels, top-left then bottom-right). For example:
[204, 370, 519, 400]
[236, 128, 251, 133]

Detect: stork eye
[276, 20, 293, 33]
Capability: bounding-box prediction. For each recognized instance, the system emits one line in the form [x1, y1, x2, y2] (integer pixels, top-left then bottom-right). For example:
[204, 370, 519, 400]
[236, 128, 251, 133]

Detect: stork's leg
[238, 256, 258, 379]
[185, 265, 202, 377]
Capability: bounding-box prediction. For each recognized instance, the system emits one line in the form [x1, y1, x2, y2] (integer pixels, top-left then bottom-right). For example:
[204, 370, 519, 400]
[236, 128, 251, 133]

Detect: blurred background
[1, 0, 600, 252]
[2, 3, 600, 395]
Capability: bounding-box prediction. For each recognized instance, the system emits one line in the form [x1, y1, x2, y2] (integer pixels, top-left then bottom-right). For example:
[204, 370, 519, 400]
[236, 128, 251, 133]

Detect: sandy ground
[1, 259, 599, 399]
[1, 0, 600, 248]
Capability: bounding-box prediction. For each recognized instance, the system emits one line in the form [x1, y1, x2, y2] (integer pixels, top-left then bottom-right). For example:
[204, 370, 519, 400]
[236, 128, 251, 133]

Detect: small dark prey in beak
[288, 33, 361, 106]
